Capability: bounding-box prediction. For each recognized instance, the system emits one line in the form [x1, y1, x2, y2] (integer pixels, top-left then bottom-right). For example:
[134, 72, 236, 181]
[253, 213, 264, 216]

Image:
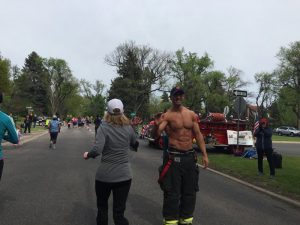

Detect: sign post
[233, 90, 247, 152]
[26, 106, 33, 114]
[233, 90, 247, 97]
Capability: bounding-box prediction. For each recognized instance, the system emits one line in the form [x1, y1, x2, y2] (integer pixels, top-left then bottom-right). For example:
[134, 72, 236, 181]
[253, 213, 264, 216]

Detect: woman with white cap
[83, 98, 139, 225]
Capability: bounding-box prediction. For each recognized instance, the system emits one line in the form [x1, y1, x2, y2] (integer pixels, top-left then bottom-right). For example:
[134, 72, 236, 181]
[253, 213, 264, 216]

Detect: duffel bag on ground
[272, 151, 282, 169]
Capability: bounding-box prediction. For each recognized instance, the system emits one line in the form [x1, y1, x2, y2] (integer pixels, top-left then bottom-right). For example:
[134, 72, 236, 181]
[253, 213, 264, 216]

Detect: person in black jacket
[254, 118, 275, 177]
[94, 115, 102, 134]
[23, 114, 32, 134]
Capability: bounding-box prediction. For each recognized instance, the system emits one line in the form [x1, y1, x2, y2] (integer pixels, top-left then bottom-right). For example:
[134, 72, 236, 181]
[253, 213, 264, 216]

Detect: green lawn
[15, 121, 48, 133]
[272, 134, 300, 142]
[201, 153, 300, 201]
[30, 126, 48, 132]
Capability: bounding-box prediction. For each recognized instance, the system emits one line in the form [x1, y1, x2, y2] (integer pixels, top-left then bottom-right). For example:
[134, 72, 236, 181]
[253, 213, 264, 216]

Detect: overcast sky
[1, 0, 300, 97]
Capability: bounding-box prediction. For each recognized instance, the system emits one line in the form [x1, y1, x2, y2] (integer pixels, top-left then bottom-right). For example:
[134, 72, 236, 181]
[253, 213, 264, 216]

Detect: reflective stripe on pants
[179, 217, 193, 224]
[163, 219, 179, 225]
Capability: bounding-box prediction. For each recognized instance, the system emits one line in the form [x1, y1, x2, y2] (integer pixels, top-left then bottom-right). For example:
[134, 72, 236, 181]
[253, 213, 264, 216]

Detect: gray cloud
[1, 0, 300, 94]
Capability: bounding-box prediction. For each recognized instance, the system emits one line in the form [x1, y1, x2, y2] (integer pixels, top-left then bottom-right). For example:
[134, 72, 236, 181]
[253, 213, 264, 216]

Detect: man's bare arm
[157, 120, 168, 137]
[151, 113, 167, 139]
[192, 118, 209, 168]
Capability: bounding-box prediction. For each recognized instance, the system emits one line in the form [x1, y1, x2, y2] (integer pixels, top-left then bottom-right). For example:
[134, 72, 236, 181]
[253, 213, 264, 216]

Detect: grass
[272, 134, 300, 142]
[15, 121, 48, 133]
[202, 153, 300, 201]
[30, 126, 48, 132]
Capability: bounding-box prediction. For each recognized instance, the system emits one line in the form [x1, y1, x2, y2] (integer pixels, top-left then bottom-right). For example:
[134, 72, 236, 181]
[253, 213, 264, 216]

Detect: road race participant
[155, 87, 209, 225]
[94, 115, 102, 134]
[0, 92, 19, 181]
[83, 98, 139, 225]
[49, 115, 61, 149]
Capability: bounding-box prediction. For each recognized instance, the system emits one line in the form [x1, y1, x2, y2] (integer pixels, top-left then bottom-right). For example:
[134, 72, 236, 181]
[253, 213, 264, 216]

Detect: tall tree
[105, 41, 171, 118]
[224, 66, 250, 101]
[275, 88, 297, 126]
[0, 54, 12, 94]
[80, 79, 93, 99]
[148, 94, 171, 119]
[44, 58, 79, 116]
[276, 41, 300, 128]
[203, 71, 229, 113]
[110, 49, 146, 116]
[0, 54, 13, 112]
[13, 52, 49, 114]
[254, 72, 277, 118]
[161, 91, 169, 103]
[170, 48, 214, 112]
[80, 79, 106, 117]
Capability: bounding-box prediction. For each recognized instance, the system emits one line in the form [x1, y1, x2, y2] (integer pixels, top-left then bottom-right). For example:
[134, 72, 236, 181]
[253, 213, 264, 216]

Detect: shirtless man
[156, 86, 209, 225]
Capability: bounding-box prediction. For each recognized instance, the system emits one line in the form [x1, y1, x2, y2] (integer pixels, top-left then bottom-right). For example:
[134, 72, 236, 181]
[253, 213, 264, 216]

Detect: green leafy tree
[275, 88, 297, 126]
[0, 54, 13, 112]
[108, 49, 147, 117]
[170, 49, 214, 112]
[171, 49, 250, 116]
[44, 58, 80, 116]
[203, 71, 229, 113]
[161, 91, 169, 103]
[0, 54, 12, 94]
[254, 72, 277, 118]
[80, 79, 106, 117]
[148, 94, 171, 119]
[9, 65, 22, 113]
[224, 66, 250, 101]
[11, 52, 49, 115]
[23, 52, 49, 114]
[106, 41, 171, 119]
[63, 94, 85, 117]
[276, 41, 300, 128]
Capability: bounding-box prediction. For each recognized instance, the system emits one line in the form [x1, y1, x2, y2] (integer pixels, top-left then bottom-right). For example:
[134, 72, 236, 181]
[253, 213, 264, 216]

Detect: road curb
[2, 131, 49, 147]
[20, 131, 48, 145]
[273, 141, 300, 144]
[197, 164, 300, 208]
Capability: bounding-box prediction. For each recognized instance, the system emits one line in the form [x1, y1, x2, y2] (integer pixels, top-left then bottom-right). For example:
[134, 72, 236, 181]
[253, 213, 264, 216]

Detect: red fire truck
[198, 113, 252, 154]
[145, 112, 253, 154]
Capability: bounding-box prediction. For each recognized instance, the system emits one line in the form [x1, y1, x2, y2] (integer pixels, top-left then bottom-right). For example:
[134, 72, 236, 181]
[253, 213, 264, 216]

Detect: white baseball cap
[107, 99, 124, 115]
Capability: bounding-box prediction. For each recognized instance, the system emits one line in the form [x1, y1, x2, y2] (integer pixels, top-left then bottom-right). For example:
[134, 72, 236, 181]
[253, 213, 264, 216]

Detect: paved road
[273, 142, 300, 156]
[1, 127, 299, 225]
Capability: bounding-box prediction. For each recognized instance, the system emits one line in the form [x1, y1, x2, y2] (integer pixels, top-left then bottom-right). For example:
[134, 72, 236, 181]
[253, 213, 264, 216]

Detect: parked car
[37, 116, 45, 126]
[274, 126, 300, 136]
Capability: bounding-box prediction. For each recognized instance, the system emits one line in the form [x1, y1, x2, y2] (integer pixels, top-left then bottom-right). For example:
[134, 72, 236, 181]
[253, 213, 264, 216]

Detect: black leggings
[24, 123, 31, 133]
[257, 148, 275, 175]
[50, 132, 59, 144]
[95, 179, 131, 225]
[0, 159, 4, 181]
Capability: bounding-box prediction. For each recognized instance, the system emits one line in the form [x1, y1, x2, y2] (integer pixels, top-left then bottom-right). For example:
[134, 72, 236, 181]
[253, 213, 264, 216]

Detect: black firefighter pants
[160, 153, 199, 221]
[257, 147, 275, 176]
[95, 179, 131, 225]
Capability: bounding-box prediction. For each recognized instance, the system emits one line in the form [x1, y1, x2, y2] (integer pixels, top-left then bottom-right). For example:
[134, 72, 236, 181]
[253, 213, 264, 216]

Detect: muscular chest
[168, 113, 193, 130]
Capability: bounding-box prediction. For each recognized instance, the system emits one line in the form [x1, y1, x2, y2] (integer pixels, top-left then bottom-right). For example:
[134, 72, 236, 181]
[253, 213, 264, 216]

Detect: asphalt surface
[1, 127, 300, 225]
[272, 142, 300, 156]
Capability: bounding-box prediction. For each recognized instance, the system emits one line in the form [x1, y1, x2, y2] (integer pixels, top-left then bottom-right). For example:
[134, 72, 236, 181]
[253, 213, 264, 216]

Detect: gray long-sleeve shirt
[89, 121, 137, 182]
